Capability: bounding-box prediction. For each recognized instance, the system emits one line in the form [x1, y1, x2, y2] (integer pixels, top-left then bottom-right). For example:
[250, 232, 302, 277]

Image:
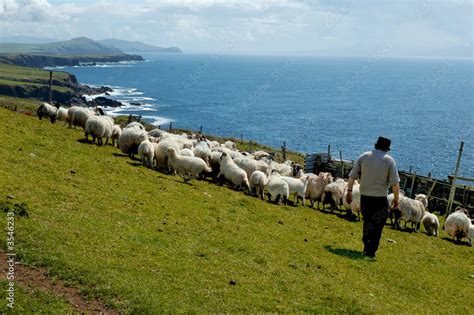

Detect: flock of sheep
[37, 103, 474, 246]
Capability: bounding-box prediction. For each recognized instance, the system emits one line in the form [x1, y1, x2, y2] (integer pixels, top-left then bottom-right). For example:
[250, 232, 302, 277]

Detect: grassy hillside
[0, 37, 121, 55]
[0, 107, 472, 313]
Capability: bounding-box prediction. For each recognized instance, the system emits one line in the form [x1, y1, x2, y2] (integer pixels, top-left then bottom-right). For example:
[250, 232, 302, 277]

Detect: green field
[0, 107, 472, 313]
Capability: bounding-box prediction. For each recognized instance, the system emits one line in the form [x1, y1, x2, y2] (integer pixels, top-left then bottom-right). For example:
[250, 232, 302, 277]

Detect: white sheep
[153, 139, 181, 171]
[253, 150, 271, 160]
[305, 172, 333, 209]
[66, 106, 80, 128]
[124, 122, 145, 130]
[138, 139, 155, 168]
[84, 115, 114, 145]
[249, 170, 268, 199]
[118, 127, 148, 158]
[415, 194, 428, 208]
[322, 178, 347, 211]
[265, 170, 289, 205]
[180, 148, 195, 157]
[422, 212, 439, 237]
[217, 152, 249, 190]
[193, 142, 212, 165]
[167, 148, 212, 182]
[37, 103, 58, 123]
[56, 107, 69, 124]
[224, 140, 236, 150]
[71, 107, 95, 129]
[148, 128, 168, 138]
[388, 194, 425, 232]
[111, 125, 122, 147]
[234, 157, 260, 180]
[343, 182, 361, 219]
[281, 175, 309, 206]
[444, 207, 471, 245]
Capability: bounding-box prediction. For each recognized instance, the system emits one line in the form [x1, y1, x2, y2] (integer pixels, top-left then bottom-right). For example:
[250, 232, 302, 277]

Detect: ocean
[60, 54, 474, 180]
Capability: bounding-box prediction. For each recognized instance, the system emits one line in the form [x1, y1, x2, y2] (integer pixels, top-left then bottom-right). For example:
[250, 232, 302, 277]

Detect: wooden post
[282, 141, 287, 161]
[409, 166, 412, 173]
[327, 145, 331, 161]
[199, 126, 203, 134]
[426, 179, 438, 199]
[409, 172, 417, 198]
[240, 133, 243, 142]
[446, 142, 464, 216]
[49, 71, 53, 104]
[339, 150, 344, 178]
[169, 122, 173, 132]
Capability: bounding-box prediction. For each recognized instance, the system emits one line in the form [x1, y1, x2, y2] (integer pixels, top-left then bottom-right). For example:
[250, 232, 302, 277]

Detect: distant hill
[99, 39, 182, 53]
[0, 37, 123, 55]
[0, 36, 59, 44]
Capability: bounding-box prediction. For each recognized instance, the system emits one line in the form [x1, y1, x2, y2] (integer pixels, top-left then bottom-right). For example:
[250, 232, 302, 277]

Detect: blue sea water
[61, 54, 474, 180]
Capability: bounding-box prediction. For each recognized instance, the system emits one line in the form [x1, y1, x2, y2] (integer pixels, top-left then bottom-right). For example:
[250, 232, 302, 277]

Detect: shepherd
[346, 136, 400, 258]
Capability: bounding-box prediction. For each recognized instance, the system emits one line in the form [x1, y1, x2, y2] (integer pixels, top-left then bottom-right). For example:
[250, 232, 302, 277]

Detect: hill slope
[99, 39, 181, 53]
[0, 37, 121, 55]
[0, 108, 472, 313]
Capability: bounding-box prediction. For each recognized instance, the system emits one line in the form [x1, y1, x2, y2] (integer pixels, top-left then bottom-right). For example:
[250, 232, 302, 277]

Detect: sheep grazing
[343, 182, 361, 219]
[37, 103, 58, 123]
[193, 142, 212, 165]
[125, 122, 145, 130]
[167, 148, 211, 182]
[321, 178, 347, 211]
[249, 171, 268, 199]
[265, 170, 289, 205]
[118, 127, 148, 158]
[217, 152, 249, 190]
[84, 115, 114, 145]
[56, 107, 69, 124]
[415, 194, 428, 209]
[234, 157, 260, 180]
[66, 106, 81, 128]
[148, 128, 168, 138]
[71, 107, 96, 129]
[422, 212, 439, 237]
[388, 194, 425, 232]
[138, 139, 155, 168]
[271, 160, 294, 176]
[281, 175, 309, 206]
[111, 125, 122, 147]
[153, 139, 181, 171]
[444, 207, 471, 245]
[253, 150, 271, 160]
[180, 148, 194, 157]
[224, 140, 236, 150]
[305, 172, 333, 209]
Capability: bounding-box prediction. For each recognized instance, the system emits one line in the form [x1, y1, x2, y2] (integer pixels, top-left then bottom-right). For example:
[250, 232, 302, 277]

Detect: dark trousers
[360, 195, 389, 256]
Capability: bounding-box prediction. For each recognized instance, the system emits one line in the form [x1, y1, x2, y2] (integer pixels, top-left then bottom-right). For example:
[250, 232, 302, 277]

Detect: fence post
[49, 71, 53, 104]
[200, 126, 203, 134]
[169, 122, 173, 132]
[409, 172, 417, 198]
[339, 150, 344, 178]
[446, 142, 464, 216]
[240, 133, 243, 142]
[282, 141, 287, 161]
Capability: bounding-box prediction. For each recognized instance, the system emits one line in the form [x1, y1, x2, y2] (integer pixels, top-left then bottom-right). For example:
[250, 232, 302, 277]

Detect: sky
[0, 0, 472, 57]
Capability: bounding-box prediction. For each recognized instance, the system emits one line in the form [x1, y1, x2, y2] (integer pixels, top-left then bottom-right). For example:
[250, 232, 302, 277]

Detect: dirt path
[0, 250, 118, 314]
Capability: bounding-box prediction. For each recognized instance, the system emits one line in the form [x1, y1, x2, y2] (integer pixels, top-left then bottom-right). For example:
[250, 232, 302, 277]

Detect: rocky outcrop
[0, 54, 144, 68]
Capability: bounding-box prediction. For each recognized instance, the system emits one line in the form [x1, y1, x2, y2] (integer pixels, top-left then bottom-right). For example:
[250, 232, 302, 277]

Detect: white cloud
[0, 0, 471, 57]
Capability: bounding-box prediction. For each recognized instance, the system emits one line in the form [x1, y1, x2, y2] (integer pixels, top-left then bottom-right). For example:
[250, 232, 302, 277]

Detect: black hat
[375, 136, 391, 151]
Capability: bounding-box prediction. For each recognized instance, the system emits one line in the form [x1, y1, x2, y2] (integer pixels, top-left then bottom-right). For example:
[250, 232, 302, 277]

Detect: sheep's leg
[267, 193, 272, 202]
[259, 188, 264, 200]
[302, 196, 305, 206]
[275, 194, 281, 205]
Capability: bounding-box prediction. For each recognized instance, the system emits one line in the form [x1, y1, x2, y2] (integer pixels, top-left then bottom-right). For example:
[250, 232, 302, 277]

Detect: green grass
[0, 78, 72, 93]
[0, 63, 70, 81]
[0, 281, 73, 314]
[0, 107, 472, 313]
[0, 95, 40, 112]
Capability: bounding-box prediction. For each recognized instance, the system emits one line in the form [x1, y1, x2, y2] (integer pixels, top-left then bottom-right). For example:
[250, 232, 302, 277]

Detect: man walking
[346, 137, 400, 258]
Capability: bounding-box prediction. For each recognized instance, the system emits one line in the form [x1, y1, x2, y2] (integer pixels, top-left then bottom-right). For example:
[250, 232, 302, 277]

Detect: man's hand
[391, 198, 399, 209]
[346, 191, 353, 204]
